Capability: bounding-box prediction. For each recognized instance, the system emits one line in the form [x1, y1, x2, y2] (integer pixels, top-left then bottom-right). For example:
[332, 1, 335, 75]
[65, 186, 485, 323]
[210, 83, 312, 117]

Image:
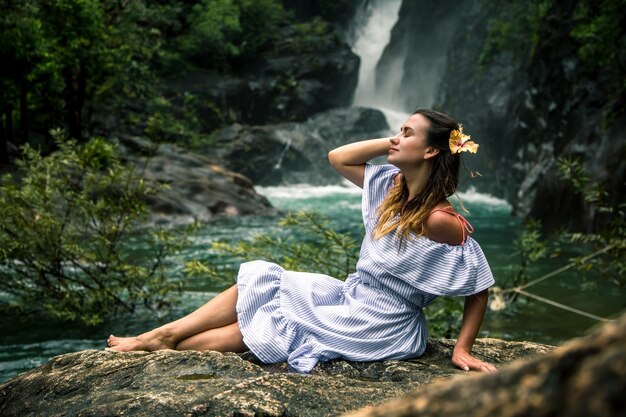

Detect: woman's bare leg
[176, 322, 247, 353]
[107, 284, 240, 352]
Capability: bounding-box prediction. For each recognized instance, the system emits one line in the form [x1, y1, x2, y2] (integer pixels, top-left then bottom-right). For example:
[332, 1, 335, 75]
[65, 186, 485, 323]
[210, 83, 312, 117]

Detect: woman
[108, 109, 497, 373]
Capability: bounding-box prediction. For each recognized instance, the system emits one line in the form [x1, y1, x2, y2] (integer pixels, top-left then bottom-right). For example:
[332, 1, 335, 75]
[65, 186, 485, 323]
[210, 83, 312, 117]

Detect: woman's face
[387, 113, 437, 168]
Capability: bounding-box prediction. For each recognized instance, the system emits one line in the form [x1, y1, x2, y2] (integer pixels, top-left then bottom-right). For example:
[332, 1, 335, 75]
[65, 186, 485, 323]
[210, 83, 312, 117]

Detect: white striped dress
[236, 163, 494, 372]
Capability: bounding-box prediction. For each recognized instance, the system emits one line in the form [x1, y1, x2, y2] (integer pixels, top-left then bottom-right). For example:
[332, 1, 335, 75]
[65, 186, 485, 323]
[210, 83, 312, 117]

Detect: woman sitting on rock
[108, 109, 497, 373]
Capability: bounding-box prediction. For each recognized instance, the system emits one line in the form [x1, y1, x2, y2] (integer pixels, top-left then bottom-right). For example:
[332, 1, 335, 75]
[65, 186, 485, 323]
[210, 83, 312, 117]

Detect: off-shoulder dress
[235, 163, 494, 372]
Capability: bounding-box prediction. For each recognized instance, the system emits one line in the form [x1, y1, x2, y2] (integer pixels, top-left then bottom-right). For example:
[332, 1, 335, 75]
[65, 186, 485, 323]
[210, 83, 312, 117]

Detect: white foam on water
[256, 181, 362, 200]
[455, 187, 512, 209]
[258, 181, 509, 208]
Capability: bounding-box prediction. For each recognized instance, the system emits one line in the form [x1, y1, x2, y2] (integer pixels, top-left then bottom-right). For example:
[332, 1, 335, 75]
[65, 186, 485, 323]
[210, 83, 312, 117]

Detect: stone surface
[0, 337, 551, 417]
[165, 26, 359, 134]
[118, 136, 275, 224]
[209, 106, 389, 185]
[379, 0, 625, 232]
[430, 0, 626, 232]
[344, 314, 626, 417]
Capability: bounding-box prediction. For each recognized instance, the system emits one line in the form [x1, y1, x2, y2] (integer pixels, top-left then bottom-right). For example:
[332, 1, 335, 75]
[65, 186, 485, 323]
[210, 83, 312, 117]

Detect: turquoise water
[1, 182, 623, 382]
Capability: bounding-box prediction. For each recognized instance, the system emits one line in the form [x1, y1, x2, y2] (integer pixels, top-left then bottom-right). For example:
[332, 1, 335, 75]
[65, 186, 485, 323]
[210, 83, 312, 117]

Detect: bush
[190, 211, 360, 279]
[178, 0, 288, 69]
[0, 132, 188, 325]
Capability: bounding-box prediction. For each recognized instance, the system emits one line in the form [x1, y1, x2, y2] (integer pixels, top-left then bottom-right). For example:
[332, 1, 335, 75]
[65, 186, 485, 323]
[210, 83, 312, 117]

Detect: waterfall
[349, 0, 408, 132]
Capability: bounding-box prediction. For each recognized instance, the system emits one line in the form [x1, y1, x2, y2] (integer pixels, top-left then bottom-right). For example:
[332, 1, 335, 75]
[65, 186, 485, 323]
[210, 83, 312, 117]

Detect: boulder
[118, 136, 275, 224]
[209, 106, 390, 185]
[345, 314, 626, 417]
[165, 27, 360, 133]
[0, 337, 551, 417]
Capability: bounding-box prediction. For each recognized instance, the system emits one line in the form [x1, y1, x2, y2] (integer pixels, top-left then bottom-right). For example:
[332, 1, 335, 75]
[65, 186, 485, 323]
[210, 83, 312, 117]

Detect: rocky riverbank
[117, 136, 276, 225]
[0, 337, 551, 417]
[116, 106, 389, 224]
[2, 313, 625, 417]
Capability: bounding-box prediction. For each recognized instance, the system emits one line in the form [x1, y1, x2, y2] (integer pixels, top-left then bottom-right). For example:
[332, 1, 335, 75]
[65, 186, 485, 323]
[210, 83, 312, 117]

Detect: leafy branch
[0, 133, 191, 325]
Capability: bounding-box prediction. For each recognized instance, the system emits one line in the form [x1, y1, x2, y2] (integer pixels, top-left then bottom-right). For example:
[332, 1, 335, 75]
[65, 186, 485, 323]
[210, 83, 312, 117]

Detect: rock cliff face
[435, 1, 626, 231]
[383, 0, 625, 231]
[207, 106, 389, 185]
[0, 337, 551, 417]
[375, 0, 466, 111]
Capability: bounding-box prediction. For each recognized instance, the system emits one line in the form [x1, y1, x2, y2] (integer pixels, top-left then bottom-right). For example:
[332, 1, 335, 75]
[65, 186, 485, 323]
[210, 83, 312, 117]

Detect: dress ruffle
[236, 261, 311, 370]
[235, 163, 495, 372]
[367, 233, 494, 296]
[361, 163, 494, 297]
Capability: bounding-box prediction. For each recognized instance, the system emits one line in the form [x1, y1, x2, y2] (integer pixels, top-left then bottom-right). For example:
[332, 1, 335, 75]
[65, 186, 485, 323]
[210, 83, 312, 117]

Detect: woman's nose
[390, 135, 399, 144]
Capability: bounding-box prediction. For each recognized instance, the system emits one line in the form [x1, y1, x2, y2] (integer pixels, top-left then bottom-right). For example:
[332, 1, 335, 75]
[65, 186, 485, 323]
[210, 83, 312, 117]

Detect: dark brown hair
[373, 109, 461, 241]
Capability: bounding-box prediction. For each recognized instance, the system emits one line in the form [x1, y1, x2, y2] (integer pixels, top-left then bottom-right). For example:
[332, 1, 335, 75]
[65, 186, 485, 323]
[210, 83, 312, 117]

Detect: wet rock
[344, 314, 626, 417]
[166, 27, 359, 133]
[434, 1, 626, 232]
[0, 337, 551, 417]
[118, 136, 274, 224]
[209, 106, 390, 185]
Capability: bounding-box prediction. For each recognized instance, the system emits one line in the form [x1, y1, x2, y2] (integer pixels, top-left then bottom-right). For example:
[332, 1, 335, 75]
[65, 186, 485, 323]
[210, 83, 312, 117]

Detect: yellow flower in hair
[449, 127, 479, 154]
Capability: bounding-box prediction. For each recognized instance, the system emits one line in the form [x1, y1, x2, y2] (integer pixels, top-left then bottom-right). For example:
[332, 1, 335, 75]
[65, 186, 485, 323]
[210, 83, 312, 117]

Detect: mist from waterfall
[349, 0, 408, 132]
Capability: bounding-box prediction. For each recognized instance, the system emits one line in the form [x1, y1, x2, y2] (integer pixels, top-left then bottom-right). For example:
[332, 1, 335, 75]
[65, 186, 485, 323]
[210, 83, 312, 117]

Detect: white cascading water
[350, 0, 408, 133]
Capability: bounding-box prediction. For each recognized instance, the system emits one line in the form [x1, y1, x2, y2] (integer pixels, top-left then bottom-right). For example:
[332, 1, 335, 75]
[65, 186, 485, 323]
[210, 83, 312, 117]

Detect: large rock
[118, 136, 275, 224]
[375, 0, 466, 111]
[165, 27, 359, 134]
[209, 106, 390, 185]
[433, 0, 626, 231]
[0, 338, 550, 417]
[345, 314, 626, 417]
[378, 0, 625, 232]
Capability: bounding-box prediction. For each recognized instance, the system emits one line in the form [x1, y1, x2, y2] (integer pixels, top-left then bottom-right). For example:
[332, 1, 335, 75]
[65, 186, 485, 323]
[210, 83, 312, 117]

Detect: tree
[0, 133, 189, 325]
[0, 0, 162, 154]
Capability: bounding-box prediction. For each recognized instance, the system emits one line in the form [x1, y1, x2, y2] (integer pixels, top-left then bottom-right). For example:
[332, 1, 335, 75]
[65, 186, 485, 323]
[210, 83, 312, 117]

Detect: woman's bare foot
[107, 328, 176, 352]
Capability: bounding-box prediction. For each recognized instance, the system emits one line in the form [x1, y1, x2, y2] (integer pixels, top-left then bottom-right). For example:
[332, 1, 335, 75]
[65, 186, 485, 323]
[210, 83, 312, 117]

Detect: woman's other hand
[452, 348, 497, 372]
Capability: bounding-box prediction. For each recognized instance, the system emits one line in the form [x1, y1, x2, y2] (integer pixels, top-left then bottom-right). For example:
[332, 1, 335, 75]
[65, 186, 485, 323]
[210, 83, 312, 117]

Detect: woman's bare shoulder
[425, 206, 464, 245]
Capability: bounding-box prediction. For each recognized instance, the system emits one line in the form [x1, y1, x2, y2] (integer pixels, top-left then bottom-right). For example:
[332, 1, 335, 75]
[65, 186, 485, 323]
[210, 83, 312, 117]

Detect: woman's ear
[424, 147, 440, 160]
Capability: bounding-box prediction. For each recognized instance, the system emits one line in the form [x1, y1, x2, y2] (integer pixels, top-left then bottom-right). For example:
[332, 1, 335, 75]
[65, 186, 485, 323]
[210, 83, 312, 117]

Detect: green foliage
[556, 157, 607, 205]
[570, 0, 626, 122]
[144, 93, 217, 148]
[0, 0, 342, 156]
[556, 156, 626, 286]
[236, 0, 288, 57]
[179, 0, 242, 68]
[288, 17, 333, 53]
[571, 0, 626, 68]
[0, 0, 162, 143]
[425, 297, 464, 338]
[479, 0, 554, 66]
[187, 211, 360, 279]
[0, 132, 190, 325]
[508, 219, 549, 289]
[178, 0, 288, 69]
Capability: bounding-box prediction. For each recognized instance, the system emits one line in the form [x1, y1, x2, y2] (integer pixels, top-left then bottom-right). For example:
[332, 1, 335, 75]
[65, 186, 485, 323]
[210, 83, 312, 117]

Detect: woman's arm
[452, 289, 497, 372]
[328, 137, 392, 188]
